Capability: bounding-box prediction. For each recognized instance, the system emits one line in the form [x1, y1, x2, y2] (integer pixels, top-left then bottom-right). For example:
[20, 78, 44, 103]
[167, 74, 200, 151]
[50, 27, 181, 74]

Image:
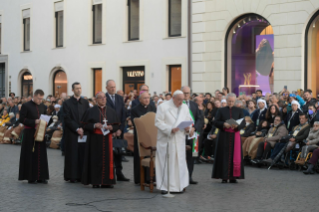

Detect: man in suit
[105, 80, 130, 181]
[131, 84, 155, 109]
[181, 86, 203, 185]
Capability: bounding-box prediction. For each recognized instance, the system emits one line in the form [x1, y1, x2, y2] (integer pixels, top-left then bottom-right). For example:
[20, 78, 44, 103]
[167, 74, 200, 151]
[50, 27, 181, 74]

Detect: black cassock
[18, 101, 49, 181]
[212, 106, 245, 180]
[63, 96, 90, 181]
[131, 103, 156, 184]
[81, 106, 119, 185]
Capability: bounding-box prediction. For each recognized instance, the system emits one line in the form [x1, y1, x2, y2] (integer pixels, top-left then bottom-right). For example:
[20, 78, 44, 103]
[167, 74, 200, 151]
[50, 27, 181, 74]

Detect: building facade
[192, 0, 319, 96]
[0, 0, 188, 97]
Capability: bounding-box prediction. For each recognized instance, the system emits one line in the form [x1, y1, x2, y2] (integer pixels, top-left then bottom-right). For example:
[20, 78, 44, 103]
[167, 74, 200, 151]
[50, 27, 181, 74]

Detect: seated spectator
[201, 125, 219, 161]
[251, 99, 267, 128]
[295, 121, 319, 166]
[284, 100, 302, 132]
[243, 120, 270, 160]
[5, 112, 16, 127]
[286, 93, 305, 114]
[307, 104, 318, 127]
[0, 108, 10, 126]
[303, 147, 319, 174]
[46, 115, 62, 141]
[235, 100, 249, 117]
[251, 116, 287, 164]
[247, 100, 256, 115]
[265, 104, 281, 125]
[7, 99, 19, 115]
[263, 113, 310, 165]
[240, 116, 255, 145]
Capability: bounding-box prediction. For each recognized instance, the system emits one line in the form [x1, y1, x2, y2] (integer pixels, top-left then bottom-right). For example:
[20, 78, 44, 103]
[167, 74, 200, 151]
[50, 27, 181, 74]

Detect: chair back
[134, 112, 157, 157]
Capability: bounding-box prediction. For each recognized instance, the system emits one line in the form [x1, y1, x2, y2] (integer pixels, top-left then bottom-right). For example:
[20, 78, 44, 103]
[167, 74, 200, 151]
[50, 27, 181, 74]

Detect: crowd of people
[1, 82, 318, 193]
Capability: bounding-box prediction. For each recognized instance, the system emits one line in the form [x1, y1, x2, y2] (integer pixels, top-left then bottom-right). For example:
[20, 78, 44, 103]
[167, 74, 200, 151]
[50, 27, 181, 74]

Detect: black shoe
[161, 190, 168, 195]
[37, 180, 48, 184]
[101, 185, 114, 188]
[221, 179, 228, 183]
[229, 179, 238, 183]
[303, 169, 315, 175]
[122, 156, 129, 162]
[189, 179, 198, 184]
[117, 176, 130, 181]
[92, 185, 100, 188]
[251, 159, 260, 164]
[28, 180, 37, 184]
[69, 180, 77, 183]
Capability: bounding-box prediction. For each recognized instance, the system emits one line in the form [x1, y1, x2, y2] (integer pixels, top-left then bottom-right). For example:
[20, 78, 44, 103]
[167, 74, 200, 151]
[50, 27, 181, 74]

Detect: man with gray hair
[131, 91, 156, 184]
[212, 93, 245, 183]
[131, 84, 155, 109]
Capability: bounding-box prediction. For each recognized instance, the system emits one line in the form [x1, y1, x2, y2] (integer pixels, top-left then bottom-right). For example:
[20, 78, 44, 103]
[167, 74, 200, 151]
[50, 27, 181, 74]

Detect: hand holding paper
[176, 121, 194, 131]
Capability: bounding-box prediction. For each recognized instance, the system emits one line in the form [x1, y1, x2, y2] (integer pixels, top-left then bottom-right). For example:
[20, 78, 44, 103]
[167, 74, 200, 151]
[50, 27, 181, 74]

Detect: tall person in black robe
[18, 89, 49, 184]
[63, 82, 90, 183]
[131, 92, 156, 184]
[81, 92, 119, 188]
[212, 93, 245, 183]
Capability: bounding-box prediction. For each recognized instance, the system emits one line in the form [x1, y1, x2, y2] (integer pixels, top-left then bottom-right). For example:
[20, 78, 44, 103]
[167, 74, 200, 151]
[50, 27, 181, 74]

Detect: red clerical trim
[94, 129, 103, 135]
[24, 126, 35, 129]
[102, 135, 106, 184]
[109, 133, 114, 180]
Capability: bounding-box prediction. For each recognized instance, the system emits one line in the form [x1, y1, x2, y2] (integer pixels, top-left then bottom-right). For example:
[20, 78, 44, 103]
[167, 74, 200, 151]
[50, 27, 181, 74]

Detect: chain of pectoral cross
[98, 107, 108, 126]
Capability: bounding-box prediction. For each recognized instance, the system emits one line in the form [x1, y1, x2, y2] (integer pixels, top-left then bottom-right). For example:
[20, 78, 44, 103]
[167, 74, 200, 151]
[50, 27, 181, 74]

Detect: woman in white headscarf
[284, 100, 302, 132]
[251, 99, 267, 128]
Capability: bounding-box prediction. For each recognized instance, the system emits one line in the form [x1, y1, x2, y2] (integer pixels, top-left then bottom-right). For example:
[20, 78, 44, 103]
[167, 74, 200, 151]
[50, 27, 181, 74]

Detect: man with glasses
[131, 84, 155, 109]
[181, 86, 203, 185]
[18, 89, 49, 184]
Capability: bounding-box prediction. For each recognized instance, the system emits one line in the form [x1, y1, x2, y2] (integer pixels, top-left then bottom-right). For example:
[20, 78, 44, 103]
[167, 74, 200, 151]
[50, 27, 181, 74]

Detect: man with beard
[131, 91, 156, 184]
[81, 92, 120, 188]
[18, 89, 49, 184]
[63, 82, 90, 183]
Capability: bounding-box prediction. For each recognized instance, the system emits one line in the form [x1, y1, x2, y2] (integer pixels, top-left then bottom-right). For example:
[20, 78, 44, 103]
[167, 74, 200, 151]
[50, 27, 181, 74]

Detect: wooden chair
[134, 112, 157, 192]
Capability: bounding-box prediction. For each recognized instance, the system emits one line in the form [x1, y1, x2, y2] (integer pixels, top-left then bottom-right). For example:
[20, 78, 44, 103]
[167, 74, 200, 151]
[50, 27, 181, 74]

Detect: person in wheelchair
[263, 113, 310, 165]
[295, 121, 319, 166]
[45, 115, 62, 142]
[251, 116, 287, 165]
[303, 147, 319, 174]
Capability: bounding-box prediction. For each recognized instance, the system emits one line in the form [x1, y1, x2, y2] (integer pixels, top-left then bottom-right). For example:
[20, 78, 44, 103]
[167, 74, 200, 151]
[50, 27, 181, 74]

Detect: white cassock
[155, 99, 190, 192]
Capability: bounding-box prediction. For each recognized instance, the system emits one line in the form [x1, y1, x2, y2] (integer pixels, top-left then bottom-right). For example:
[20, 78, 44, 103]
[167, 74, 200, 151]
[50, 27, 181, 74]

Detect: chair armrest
[140, 142, 157, 151]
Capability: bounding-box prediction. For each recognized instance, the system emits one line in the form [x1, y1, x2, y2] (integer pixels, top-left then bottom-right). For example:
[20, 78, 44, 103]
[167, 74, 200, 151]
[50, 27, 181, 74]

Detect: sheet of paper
[78, 135, 87, 143]
[102, 128, 110, 136]
[236, 118, 244, 125]
[176, 121, 194, 131]
[40, 115, 51, 123]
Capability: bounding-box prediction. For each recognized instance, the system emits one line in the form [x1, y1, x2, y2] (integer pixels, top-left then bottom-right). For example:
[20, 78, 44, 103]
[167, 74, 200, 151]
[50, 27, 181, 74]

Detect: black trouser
[197, 131, 206, 159]
[186, 138, 194, 179]
[115, 133, 124, 177]
[203, 138, 216, 157]
[256, 141, 272, 160]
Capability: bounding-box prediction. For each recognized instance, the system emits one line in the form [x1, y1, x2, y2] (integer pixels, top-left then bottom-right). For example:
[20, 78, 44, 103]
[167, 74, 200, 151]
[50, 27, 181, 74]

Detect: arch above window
[225, 14, 274, 96]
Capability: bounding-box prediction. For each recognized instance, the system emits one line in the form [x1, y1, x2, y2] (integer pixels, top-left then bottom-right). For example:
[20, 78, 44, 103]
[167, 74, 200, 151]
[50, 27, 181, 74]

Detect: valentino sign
[126, 71, 144, 77]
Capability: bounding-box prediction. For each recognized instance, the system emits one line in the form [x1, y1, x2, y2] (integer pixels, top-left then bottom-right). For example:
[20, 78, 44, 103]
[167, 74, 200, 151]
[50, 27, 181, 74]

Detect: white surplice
[155, 99, 191, 192]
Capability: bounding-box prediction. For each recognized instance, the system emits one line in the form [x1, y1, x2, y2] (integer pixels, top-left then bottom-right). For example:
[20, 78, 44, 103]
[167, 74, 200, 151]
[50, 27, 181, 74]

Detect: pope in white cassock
[155, 90, 192, 194]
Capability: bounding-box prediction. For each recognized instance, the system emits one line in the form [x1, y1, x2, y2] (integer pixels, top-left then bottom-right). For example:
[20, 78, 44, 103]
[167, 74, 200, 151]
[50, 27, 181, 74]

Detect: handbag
[112, 138, 128, 155]
[280, 135, 292, 143]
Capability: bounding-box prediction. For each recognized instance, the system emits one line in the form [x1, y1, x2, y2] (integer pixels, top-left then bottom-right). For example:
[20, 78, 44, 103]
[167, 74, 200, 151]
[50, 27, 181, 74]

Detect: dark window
[93, 69, 102, 96]
[92, 4, 102, 44]
[0, 63, 5, 97]
[23, 18, 30, 51]
[169, 0, 182, 37]
[55, 11, 64, 47]
[21, 72, 33, 97]
[128, 0, 139, 41]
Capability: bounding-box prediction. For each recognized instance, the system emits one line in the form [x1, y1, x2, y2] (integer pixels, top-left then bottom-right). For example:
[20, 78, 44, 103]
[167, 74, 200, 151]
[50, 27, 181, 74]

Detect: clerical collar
[74, 95, 81, 101]
[99, 105, 105, 109]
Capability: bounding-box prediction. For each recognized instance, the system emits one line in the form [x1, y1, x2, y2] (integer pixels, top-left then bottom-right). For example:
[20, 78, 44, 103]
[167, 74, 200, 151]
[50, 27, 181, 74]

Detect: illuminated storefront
[122, 67, 145, 94]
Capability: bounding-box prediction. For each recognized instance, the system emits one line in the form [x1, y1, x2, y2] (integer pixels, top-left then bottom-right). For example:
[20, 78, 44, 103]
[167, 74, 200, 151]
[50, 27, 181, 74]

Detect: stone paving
[0, 144, 317, 212]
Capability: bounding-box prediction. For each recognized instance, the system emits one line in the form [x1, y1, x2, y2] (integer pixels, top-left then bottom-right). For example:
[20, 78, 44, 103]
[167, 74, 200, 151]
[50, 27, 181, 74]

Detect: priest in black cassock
[212, 93, 245, 183]
[63, 82, 90, 183]
[131, 91, 156, 184]
[18, 89, 49, 184]
[81, 92, 119, 188]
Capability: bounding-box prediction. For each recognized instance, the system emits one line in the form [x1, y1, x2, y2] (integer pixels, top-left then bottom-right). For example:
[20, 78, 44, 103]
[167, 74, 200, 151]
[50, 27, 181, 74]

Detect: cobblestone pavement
[0, 144, 317, 212]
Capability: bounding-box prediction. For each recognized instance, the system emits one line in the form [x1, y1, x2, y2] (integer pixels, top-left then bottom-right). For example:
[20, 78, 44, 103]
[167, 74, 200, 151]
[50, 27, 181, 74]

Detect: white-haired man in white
[155, 90, 192, 195]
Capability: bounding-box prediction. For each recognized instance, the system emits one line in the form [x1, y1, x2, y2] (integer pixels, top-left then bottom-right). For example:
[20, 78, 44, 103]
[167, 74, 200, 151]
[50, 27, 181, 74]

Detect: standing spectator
[302, 90, 317, 113]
